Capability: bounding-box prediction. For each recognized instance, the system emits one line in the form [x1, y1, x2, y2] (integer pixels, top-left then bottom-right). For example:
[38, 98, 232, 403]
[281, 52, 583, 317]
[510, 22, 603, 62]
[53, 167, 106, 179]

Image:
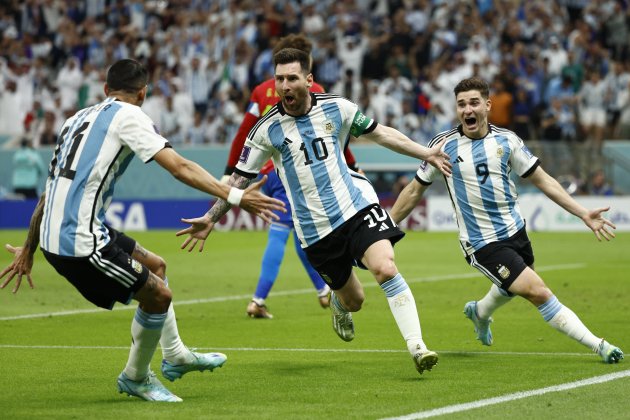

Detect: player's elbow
[170, 159, 194, 184]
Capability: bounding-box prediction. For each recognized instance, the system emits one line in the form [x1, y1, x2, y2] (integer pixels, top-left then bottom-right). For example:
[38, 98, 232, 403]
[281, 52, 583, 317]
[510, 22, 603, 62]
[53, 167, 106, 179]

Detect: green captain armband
[350, 110, 372, 137]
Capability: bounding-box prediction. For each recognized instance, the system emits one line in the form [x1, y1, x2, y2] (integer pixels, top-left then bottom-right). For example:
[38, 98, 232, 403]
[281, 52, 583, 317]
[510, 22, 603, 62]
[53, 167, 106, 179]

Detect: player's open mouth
[285, 95, 296, 105]
[464, 116, 477, 127]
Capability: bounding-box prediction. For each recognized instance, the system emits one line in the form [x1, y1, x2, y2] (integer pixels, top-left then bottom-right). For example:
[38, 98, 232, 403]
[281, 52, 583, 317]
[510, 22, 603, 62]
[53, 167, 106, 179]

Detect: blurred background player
[222, 34, 360, 318]
[390, 77, 623, 364]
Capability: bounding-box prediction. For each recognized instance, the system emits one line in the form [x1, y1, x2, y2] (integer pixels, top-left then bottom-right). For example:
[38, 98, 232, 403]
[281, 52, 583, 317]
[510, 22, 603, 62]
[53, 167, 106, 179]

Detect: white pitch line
[0, 344, 598, 358]
[0, 263, 585, 321]
[382, 369, 630, 420]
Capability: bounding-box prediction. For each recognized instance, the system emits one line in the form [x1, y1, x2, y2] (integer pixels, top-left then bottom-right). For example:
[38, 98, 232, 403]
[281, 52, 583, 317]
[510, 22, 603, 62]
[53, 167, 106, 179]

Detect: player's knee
[153, 285, 172, 312]
[344, 295, 364, 312]
[369, 259, 398, 283]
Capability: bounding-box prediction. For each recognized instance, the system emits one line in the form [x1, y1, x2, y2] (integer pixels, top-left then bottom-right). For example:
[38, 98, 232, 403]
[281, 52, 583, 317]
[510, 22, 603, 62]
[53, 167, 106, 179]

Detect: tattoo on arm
[207, 174, 253, 223]
[24, 193, 46, 256]
[134, 243, 149, 258]
[142, 274, 161, 293]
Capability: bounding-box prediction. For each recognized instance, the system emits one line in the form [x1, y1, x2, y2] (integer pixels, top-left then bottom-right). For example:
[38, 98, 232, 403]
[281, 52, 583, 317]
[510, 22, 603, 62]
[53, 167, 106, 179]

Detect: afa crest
[131, 259, 143, 274]
[324, 120, 335, 134]
[496, 146, 504, 158]
[497, 264, 511, 279]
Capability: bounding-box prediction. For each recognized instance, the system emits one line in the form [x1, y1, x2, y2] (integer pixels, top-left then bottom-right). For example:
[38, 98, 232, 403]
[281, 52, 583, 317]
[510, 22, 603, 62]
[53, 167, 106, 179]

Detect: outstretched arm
[154, 147, 284, 222]
[0, 193, 46, 293]
[389, 179, 430, 224]
[528, 166, 616, 241]
[362, 125, 452, 176]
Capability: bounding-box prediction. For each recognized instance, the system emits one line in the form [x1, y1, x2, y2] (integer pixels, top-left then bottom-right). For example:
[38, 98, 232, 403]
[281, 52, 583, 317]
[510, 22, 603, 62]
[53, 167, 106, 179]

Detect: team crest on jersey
[323, 120, 336, 134]
[497, 264, 511, 279]
[496, 146, 504, 158]
[239, 146, 251, 163]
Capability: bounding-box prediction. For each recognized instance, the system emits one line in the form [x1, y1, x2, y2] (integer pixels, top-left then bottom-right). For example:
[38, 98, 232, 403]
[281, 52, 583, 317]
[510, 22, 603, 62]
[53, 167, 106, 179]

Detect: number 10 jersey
[40, 97, 169, 257]
[236, 93, 378, 247]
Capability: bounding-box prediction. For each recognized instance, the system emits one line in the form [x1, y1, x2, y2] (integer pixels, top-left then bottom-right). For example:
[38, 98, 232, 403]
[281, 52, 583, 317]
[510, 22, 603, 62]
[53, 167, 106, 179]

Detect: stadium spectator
[488, 77, 513, 128]
[588, 169, 614, 196]
[179, 47, 452, 375]
[540, 36, 568, 76]
[11, 138, 45, 199]
[55, 57, 82, 113]
[390, 76, 624, 365]
[604, 60, 630, 139]
[331, 68, 362, 104]
[35, 110, 59, 147]
[0, 59, 285, 402]
[577, 69, 607, 153]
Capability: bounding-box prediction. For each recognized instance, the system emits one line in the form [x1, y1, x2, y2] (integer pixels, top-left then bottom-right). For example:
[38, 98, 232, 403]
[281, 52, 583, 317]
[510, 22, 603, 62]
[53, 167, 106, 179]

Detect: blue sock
[254, 224, 290, 299]
[537, 295, 562, 322]
[293, 230, 327, 291]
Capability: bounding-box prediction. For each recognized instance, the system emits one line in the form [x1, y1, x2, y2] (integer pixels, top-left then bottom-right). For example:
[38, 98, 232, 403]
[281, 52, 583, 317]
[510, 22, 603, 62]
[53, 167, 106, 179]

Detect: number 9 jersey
[235, 93, 378, 247]
[416, 124, 539, 256]
[40, 97, 170, 257]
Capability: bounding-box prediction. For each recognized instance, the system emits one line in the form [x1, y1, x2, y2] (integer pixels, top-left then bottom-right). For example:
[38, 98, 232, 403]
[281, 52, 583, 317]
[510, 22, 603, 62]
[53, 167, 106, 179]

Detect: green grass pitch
[0, 229, 628, 419]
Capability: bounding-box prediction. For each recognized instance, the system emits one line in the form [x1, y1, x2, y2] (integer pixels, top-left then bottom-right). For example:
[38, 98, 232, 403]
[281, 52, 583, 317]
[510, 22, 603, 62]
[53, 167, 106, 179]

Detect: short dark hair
[273, 48, 310, 74]
[273, 34, 313, 71]
[453, 77, 490, 99]
[106, 59, 148, 93]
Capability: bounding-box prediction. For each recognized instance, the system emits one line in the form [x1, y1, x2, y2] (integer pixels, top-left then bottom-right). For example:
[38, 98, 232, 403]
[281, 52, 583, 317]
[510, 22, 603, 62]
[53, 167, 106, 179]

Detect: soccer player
[177, 48, 453, 375]
[389, 76, 624, 364]
[0, 59, 285, 402]
[222, 34, 359, 318]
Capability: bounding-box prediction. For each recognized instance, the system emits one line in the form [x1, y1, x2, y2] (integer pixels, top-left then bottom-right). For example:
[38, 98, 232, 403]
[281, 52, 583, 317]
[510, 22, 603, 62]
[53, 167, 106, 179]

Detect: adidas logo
[379, 222, 389, 231]
[455, 156, 464, 163]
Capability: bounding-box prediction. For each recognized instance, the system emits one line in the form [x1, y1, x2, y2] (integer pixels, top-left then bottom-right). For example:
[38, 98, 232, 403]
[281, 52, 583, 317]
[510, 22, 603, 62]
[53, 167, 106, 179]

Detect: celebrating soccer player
[390, 76, 623, 364]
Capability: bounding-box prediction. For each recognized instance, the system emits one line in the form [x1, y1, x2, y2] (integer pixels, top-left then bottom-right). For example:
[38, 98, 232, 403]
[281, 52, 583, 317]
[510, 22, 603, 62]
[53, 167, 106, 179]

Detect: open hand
[176, 214, 215, 252]
[583, 207, 616, 242]
[239, 175, 286, 223]
[0, 244, 35, 293]
[425, 138, 452, 176]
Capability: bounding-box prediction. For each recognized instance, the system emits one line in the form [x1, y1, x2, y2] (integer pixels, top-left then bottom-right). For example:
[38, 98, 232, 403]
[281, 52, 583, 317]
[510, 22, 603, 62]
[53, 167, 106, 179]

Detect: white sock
[123, 307, 167, 381]
[538, 295, 601, 352]
[160, 304, 194, 364]
[381, 274, 427, 354]
[476, 284, 513, 319]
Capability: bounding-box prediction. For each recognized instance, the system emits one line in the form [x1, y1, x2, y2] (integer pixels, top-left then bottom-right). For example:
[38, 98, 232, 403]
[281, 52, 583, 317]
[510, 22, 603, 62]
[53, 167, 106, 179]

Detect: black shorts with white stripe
[304, 204, 405, 290]
[465, 226, 534, 292]
[42, 237, 149, 310]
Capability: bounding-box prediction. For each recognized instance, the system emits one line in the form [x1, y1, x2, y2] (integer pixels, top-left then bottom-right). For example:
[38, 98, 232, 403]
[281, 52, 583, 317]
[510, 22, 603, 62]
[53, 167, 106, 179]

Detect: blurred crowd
[0, 0, 629, 154]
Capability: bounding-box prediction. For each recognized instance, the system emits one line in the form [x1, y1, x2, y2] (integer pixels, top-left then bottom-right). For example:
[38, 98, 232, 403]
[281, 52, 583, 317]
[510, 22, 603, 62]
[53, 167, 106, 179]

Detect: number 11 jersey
[40, 97, 169, 257]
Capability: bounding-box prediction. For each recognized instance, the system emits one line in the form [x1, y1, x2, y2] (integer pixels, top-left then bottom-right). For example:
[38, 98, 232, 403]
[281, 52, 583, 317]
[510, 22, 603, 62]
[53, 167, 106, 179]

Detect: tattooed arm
[177, 173, 255, 252]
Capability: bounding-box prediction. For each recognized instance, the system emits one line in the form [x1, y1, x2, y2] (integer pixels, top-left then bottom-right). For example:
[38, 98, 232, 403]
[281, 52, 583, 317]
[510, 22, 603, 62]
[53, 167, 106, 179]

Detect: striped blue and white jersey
[417, 124, 539, 256]
[236, 93, 378, 247]
[40, 97, 169, 257]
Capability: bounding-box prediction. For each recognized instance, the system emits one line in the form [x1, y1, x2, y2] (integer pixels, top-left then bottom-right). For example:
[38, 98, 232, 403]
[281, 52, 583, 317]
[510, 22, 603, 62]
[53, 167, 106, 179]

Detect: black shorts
[42, 227, 149, 310]
[465, 226, 534, 291]
[304, 204, 405, 290]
